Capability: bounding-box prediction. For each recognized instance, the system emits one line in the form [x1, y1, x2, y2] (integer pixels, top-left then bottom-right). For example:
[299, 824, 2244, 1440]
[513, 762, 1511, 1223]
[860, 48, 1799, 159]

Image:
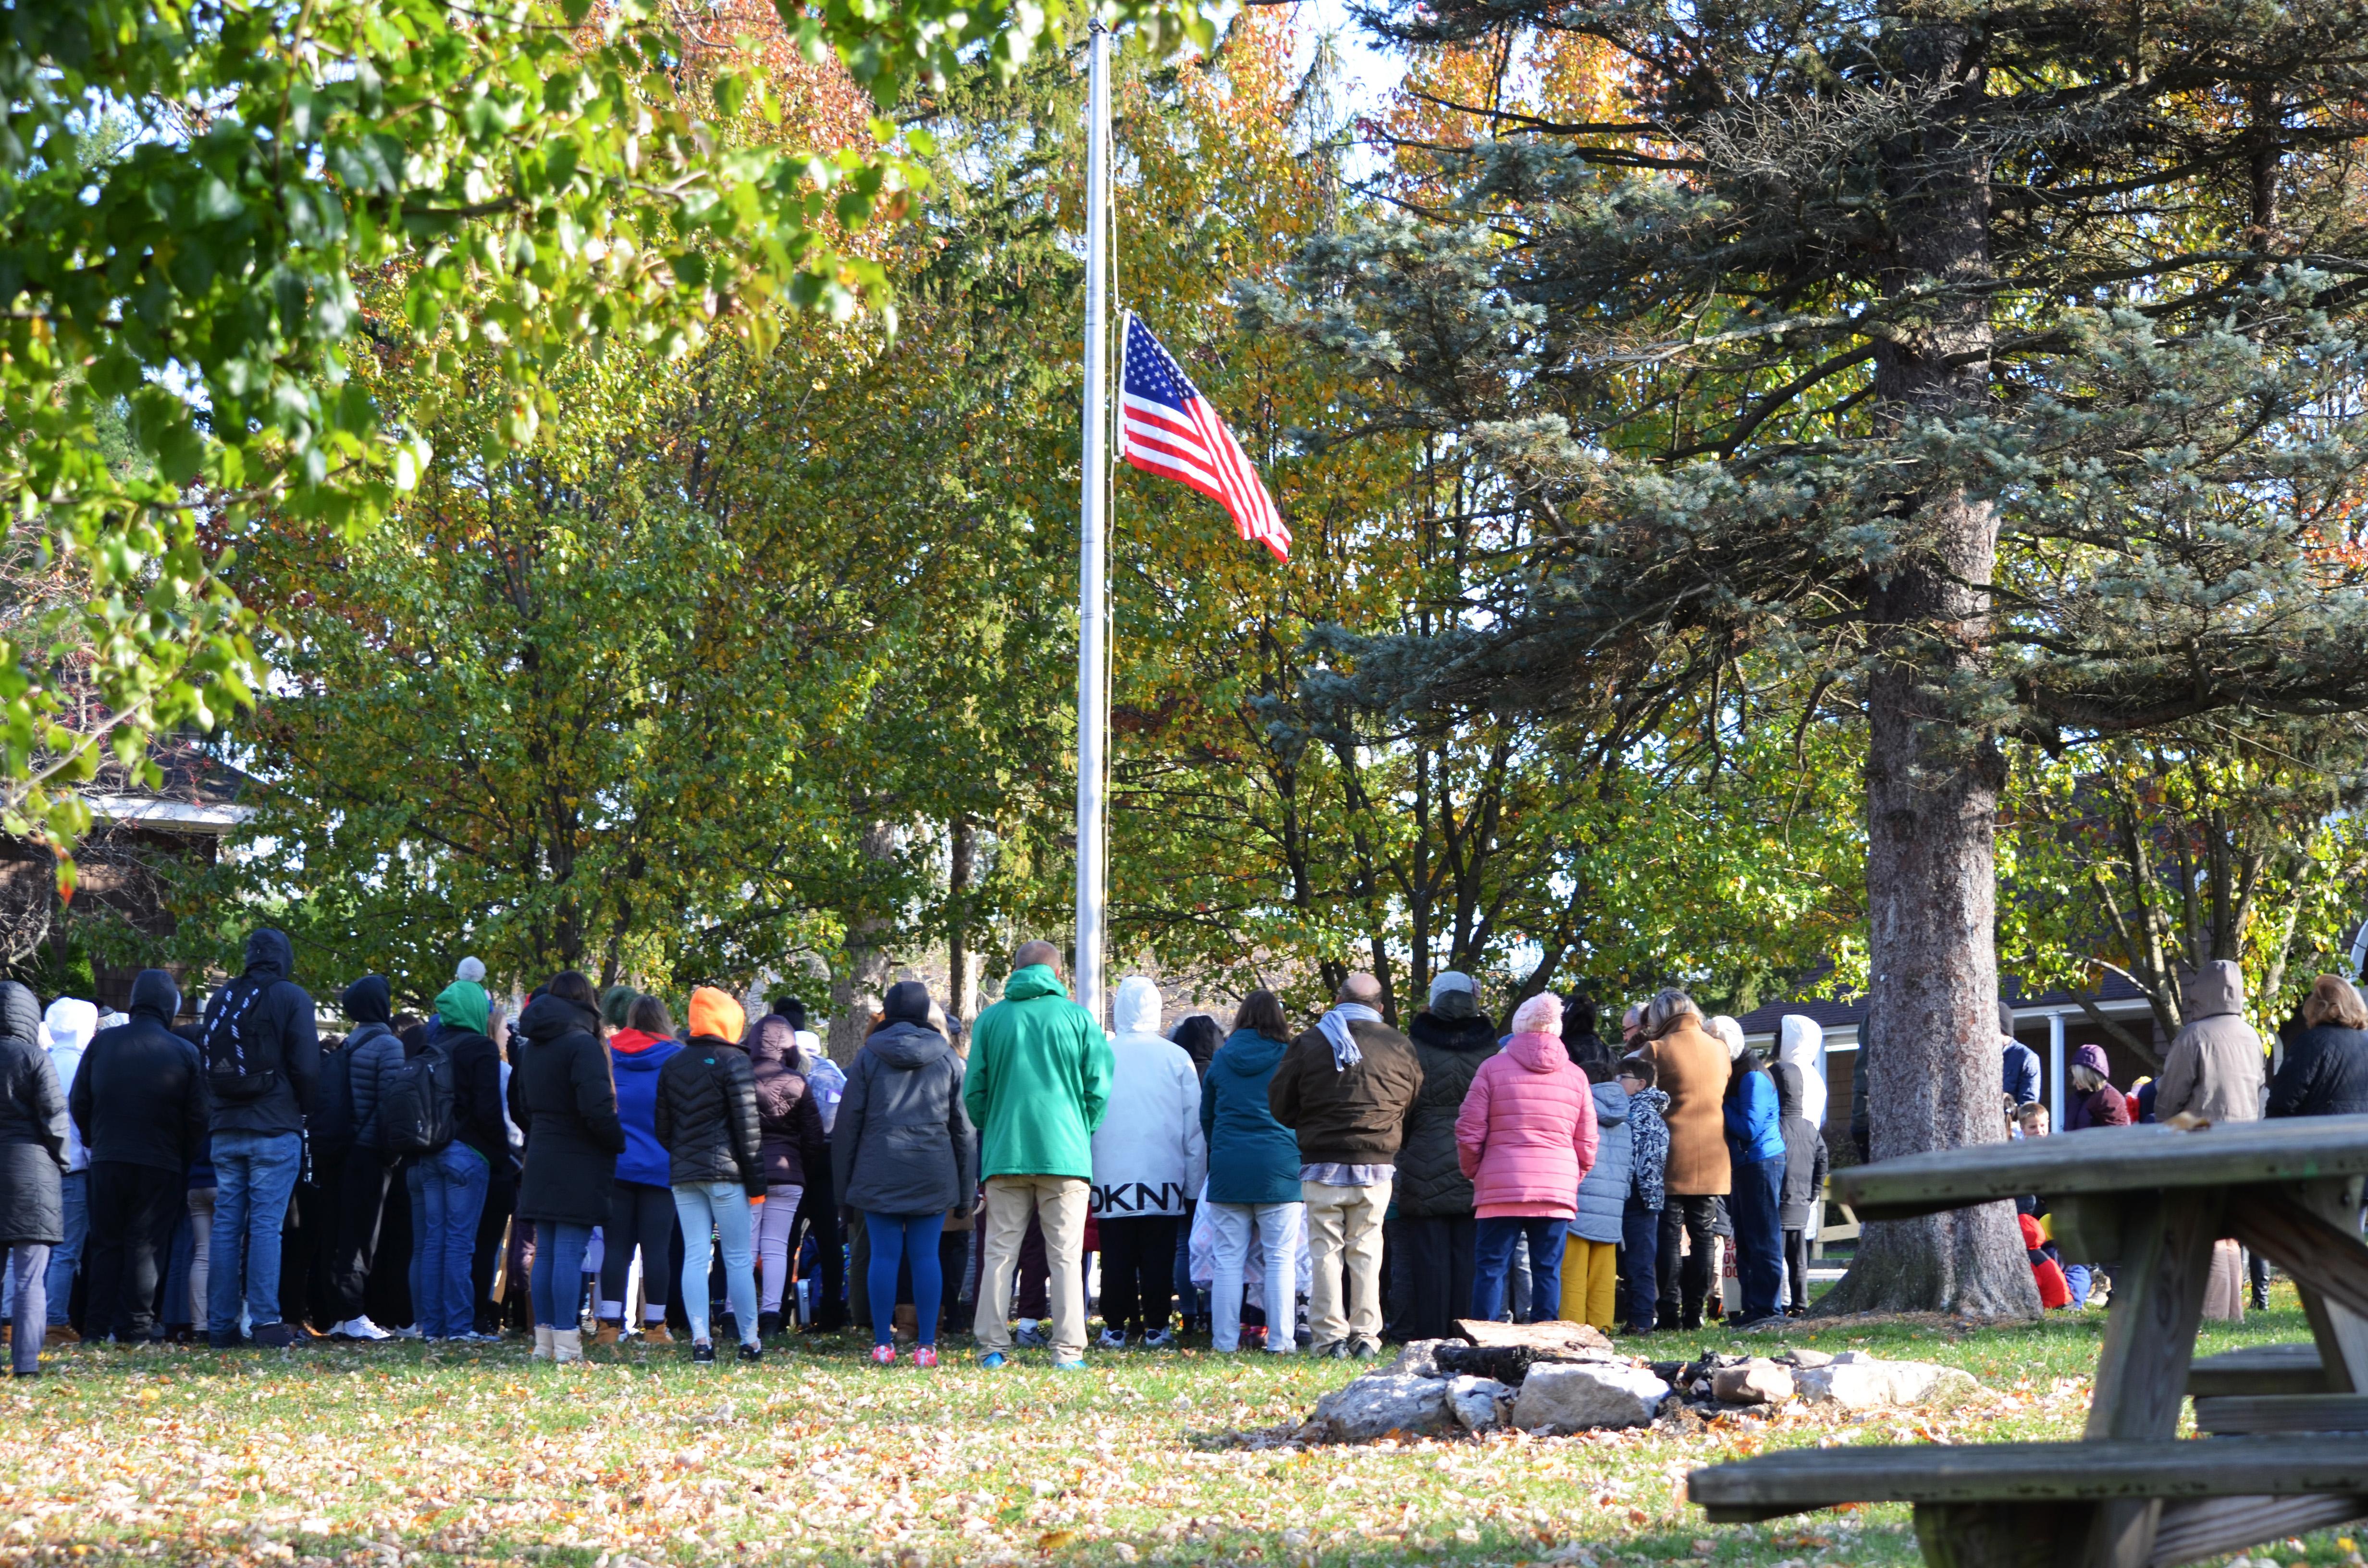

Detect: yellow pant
[1561, 1237, 1618, 1331]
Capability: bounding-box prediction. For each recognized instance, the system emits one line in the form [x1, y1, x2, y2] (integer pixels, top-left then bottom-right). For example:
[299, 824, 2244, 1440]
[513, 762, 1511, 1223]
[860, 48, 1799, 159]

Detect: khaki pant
[1561, 1237, 1618, 1331]
[974, 1175, 1090, 1359]
[1303, 1177, 1390, 1352]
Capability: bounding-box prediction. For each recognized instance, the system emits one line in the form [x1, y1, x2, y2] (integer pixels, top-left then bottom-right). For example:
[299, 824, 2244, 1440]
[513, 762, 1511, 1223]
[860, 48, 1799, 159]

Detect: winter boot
[532, 1325, 555, 1362]
[551, 1329, 583, 1364]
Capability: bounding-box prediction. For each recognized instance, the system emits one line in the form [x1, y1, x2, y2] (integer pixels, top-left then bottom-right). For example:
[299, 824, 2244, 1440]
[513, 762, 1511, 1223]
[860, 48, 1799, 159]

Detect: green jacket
[963, 966, 1113, 1180]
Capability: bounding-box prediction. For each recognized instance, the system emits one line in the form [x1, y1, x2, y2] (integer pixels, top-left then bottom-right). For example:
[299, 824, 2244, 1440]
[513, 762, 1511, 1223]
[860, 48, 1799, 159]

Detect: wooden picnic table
[1687, 1113, 2368, 1568]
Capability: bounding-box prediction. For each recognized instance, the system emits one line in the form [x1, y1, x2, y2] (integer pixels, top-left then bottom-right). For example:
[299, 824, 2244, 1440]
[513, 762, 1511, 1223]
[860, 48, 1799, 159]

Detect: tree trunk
[827, 820, 901, 1066]
[1818, 18, 2038, 1319]
[947, 817, 978, 1022]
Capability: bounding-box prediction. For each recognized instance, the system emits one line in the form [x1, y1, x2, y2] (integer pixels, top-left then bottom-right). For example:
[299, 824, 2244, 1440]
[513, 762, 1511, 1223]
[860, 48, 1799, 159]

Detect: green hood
[435, 980, 490, 1035]
[1002, 964, 1069, 1003]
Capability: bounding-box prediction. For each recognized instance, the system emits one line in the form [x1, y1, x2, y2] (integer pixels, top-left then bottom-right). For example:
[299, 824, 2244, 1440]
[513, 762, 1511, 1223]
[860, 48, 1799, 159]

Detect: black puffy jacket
[655, 1037, 764, 1194]
[513, 993, 625, 1226]
[1395, 1010, 1499, 1217]
[71, 969, 206, 1173]
[0, 981, 68, 1244]
[2267, 1024, 2368, 1118]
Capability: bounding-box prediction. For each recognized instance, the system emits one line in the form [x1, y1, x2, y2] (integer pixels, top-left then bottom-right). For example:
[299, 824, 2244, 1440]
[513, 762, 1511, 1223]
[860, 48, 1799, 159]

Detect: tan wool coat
[1645, 1018, 1733, 1197]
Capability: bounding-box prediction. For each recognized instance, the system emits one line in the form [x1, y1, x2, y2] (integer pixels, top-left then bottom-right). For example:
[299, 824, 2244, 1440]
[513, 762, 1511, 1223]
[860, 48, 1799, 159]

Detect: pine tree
[1253, 1, 2368, 1311]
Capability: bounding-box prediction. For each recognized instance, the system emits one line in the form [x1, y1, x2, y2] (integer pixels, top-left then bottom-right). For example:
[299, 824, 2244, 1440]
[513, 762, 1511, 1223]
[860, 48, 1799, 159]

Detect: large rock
[1457, 1318, 1614, 1356]
[1307, 1373, 1454, 1441]
[1511, 1361, 1669, 1432]
[1446, 1375, 1517, 1433]
[1794, 1352, 1977, 1411]
[1711, 1358, 1795, 1405]
[1389, 1340, 1454, 1380]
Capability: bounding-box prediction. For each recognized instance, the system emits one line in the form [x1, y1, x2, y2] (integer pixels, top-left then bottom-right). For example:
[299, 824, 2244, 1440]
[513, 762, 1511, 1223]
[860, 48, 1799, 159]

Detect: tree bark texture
[947, 816, 978, 1022]
[1819, 18, 2038, 1318]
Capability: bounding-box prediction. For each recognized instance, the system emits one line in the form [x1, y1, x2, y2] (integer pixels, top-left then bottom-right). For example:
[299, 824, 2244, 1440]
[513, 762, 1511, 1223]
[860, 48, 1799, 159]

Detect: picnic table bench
[1687, 1113, 2368, 1568]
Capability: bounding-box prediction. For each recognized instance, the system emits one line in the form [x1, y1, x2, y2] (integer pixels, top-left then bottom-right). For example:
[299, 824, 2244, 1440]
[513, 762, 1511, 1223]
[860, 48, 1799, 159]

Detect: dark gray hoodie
[203, 929, 321, 1137]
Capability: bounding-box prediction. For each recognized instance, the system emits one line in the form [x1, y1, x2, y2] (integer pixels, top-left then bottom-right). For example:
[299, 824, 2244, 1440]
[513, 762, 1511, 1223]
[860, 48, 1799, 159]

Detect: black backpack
[380, 1039, 457, 1155]
[199, 975, 281, 1106]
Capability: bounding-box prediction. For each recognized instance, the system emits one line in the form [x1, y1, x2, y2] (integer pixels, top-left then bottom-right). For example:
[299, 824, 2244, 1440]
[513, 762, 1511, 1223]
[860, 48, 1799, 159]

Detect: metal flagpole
[1073, 18, 1112, 1028]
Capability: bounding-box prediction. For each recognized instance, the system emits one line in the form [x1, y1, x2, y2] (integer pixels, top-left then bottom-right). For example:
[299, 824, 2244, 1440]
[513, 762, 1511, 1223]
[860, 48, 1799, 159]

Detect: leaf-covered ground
[1, 1290, 2360, 1568]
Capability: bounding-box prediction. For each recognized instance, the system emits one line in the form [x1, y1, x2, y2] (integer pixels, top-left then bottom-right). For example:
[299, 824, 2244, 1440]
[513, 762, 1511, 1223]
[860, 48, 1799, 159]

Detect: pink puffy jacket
[1454, 1032, 1599, 1218]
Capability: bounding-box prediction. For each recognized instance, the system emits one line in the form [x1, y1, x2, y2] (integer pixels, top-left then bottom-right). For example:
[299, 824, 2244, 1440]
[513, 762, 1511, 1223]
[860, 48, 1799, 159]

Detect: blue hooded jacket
[1199, 1028, 1303, 1206]
[1724, 1057, 1785, 1165]
[609, 1029, 683, 1188]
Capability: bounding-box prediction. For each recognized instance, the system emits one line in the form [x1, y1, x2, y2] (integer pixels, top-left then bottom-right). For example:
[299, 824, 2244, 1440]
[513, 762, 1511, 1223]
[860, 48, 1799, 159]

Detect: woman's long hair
[1233, 990, 1289, 1041]
[2302, 973, 2368, 1030]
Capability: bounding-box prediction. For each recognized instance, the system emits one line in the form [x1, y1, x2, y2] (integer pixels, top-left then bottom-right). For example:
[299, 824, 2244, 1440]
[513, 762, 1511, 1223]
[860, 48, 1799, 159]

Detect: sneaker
[1140, 1328, 1177, 1351]
[389, 1323, 424, 1341]
[1050, 1358, 1086, 1372]
[1015, 1320, 1049, 1349]
[207, 1330, 243, 1350]
[977, 1350, 1008, 1369]
[251, 1323, 298, 1349]
[691, 1341, 717, 1364]
[333, 1316, 393, 1342]
[871, 1344, 898, 1367]
[1095, 1328, 1129, 1351]
[913, 1347, 938, 1369]
[738, 1342, 764, 1364]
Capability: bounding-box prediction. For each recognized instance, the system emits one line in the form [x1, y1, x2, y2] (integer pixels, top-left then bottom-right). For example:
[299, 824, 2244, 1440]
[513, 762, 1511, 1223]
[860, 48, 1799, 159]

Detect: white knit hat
[1510, 992, 1563, 1036]
[456, 956, 487, 984]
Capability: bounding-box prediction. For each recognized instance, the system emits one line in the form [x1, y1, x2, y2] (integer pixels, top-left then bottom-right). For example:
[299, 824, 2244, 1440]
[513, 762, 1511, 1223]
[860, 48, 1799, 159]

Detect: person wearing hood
[771, 997, 847, 1333]
[1088, 977, 1207, 1349]
[965, 941, 1112, 1370]
[1455, 992, 1596, 1323]
[1270, 972, 1423, 1358]
[402, 980, 503, 1341]
[36, 997, 96, 1343]
[0, 982, 67, 1374]
[1199, 991, 1304, 1352]
[1562, 1053, 1629, 1332]
[513, 970, 624, 1363]
[326, 974, 405, 1341]
[834, 980, 975, 1368]
[1394, 970, 1499, 1342]
[1614, 1056, 1669, 1335]
[1561, 994, 1615, 1078]
[595, 993, 683, 1346]
[1722, 1030, 1786, 1327]
[1774, 1016, 1828, 1132]
[2065, 1044, 2132, 1130]
[1170, 1015, 1224, 1078]
[749, 1012, 827, 1338]
[1771, 1060, 1828, 1317]
[199, 929, 321, 1348]
[656, 987, 765, 1363]
[2269, 973, 2368, 1119]
[70, 971, 203, 1343]
[1640, 989, 1729, 1332]
[2158, 960, 2266, 1125]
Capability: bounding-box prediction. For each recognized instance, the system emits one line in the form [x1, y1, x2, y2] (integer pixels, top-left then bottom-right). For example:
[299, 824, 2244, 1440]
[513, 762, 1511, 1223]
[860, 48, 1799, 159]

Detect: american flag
[1117, 314, 1290, 561]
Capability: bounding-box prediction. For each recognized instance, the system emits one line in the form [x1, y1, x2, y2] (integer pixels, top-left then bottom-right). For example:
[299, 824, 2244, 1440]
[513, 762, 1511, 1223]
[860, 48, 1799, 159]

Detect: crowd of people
[1, 931, 2364, 1378]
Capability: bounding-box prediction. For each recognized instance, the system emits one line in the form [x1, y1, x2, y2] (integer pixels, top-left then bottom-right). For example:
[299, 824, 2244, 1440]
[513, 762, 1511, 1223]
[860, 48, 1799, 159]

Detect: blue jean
[673, 1182, 759, 1347]
[44, 1170, 87, 1325]
[1620, 1200, 1661, 1331]
[407, 1144, 491, 1339]
[864, 1211, 946, 1348]
[1473, 1216, 1569, 1322]
[208, 1130, 302, 1334]
[528, 1221, 594, 1330]
[2065, 1262, 2093, 1310]
[1728, 1154, 1786, 1322]
[10, 1243, 48, 1373]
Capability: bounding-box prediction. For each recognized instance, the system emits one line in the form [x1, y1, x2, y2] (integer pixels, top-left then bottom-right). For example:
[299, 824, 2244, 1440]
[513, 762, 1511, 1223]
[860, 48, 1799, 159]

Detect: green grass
[0, 1293, 2362, 1568]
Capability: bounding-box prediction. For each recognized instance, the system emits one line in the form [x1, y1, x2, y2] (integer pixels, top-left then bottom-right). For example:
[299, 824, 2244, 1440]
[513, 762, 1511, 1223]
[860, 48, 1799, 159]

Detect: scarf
[1316, 1003, 1383, 1072]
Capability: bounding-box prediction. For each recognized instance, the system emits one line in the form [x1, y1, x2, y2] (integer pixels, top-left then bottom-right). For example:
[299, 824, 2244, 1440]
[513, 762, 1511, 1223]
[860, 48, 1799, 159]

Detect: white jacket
[1090, 978, 1208, 1218]
[1776, 1014, 1827, 1130]
[46, 997, 99, 1173]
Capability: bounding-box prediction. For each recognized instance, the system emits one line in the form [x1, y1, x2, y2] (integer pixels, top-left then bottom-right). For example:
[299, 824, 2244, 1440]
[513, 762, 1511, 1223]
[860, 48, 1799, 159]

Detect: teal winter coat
[1198, 1029, 1303, 1206]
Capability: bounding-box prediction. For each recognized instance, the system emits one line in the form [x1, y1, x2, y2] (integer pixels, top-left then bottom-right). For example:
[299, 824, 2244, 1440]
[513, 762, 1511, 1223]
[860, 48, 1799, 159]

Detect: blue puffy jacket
[1199, 1029, 1303, 1206]
[1724, 1060, 1785, 1165]
[1570, 1079, 1631, 1243]
[609, 1030, 682, 1188]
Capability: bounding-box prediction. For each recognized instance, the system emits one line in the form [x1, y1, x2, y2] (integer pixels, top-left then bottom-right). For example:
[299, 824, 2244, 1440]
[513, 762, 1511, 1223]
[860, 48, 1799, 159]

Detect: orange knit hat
[687, 986, 745, 1043]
